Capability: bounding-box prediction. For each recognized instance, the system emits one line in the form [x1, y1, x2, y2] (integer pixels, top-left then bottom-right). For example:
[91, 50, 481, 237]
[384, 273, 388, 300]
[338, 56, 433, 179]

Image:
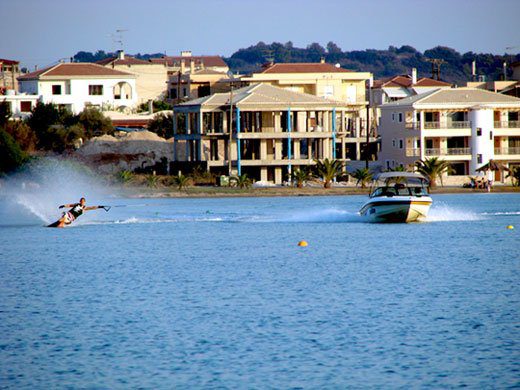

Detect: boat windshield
[369, 176, 429, 198]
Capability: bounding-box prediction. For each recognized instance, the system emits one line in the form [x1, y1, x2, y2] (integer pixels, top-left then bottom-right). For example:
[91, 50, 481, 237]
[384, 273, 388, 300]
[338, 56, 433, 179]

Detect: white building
[378, 88, 520, 183]
[17, 62, 137, 114]
[0, 92, 39, 119]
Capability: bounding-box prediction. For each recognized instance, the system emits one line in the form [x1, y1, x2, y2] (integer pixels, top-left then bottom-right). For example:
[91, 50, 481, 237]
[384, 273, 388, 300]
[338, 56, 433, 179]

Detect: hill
[73, 42, 520, 85]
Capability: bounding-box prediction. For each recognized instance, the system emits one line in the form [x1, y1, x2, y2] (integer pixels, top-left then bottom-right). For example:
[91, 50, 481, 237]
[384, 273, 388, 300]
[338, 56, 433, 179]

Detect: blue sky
[1, 0, 518, 69]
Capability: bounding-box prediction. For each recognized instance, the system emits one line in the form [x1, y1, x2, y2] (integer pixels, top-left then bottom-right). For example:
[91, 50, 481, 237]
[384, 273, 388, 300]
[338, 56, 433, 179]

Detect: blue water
[0, 193, 519, 388]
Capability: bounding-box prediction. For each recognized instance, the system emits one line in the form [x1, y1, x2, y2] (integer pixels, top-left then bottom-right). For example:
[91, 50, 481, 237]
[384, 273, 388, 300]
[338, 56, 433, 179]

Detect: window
[323, 85, 334, 98]
[476, 127, 482, 136]
[477, 154, 482, 164]
[399, 139, 404, 149]
[20, 101, 32, 112]
[392, 139, 396, 147]
[386, 160, 390, 169]
[490, 131, 493, 140]
[88, 85, 103, 95]
[391, 113, 395, 122]
[52, 85, 62, 95]
[182, 87, 188, 97]
[398, 113, 403, 123]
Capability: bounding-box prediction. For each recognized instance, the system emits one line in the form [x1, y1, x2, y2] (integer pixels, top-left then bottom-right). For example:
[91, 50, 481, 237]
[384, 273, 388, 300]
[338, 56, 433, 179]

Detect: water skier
[48, 197, 109, 227]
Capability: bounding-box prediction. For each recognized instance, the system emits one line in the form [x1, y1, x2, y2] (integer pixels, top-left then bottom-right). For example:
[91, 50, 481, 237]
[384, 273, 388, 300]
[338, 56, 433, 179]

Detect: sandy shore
[120, 184, 520, 198]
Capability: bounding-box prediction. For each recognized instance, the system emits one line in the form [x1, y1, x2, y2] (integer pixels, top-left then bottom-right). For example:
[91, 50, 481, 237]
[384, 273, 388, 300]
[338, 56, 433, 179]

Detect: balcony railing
[424, 121, 470, 129]
[494, 147, 520, 155]
[405, 148, 420, 157]
[425, 147, 471, 156]
[494, 121, 520, 129]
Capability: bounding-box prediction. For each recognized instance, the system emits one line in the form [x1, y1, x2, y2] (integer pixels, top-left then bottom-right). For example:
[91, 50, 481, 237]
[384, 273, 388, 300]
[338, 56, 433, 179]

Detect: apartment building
[242, 61, 376, 163]
[173, 83, 357, 184]
[378, 88, 520, 182]
[97, 50, 168, 104]
[18, 62, 137, 114]
[0, 58, 20, 92]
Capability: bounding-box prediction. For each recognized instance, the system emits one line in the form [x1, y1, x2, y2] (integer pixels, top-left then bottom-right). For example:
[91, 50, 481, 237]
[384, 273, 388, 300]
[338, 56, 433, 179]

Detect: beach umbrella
[476, 159, 510, 173]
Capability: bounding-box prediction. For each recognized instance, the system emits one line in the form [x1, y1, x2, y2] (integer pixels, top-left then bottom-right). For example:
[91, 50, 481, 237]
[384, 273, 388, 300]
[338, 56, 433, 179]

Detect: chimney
[148, 99, 153, 115]
[320, 57, 325, 64]
[180, 59, 186, 74]
[411, 68, 417, 84]
[471, 60, 476, 77]
[117, 50, 125, 60]
[503, 62, 507, 80]
[190, 59, 195, 73]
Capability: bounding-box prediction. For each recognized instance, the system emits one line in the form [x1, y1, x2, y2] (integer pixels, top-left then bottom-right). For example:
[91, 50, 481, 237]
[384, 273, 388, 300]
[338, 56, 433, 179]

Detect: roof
[0, 58, 19, 65]
[374, 75, 451, 89]
[176, 83, 347, 110]
[376, 172, 427, 180]
[18, 62, 135, 80]
[150, 55, 227, 68]
[259, 62, 352, 74]
[382, 88, 520, 108]
[96, 56, 151, 66]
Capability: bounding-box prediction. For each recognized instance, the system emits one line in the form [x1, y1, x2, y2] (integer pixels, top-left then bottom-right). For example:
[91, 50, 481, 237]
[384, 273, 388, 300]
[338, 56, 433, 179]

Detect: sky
[1, 0, 519, 70]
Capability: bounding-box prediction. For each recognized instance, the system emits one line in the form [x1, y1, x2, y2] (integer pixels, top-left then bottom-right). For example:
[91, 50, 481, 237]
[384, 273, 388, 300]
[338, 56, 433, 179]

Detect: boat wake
[426, 203, 483, 222]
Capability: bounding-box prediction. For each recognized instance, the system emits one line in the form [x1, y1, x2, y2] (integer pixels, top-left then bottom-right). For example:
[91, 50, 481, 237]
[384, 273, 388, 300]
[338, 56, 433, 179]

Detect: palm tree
[230, 173, 252, 189]
[506, 166, 520, 186]
[172, 173, 191, 191]
[352, 168, 373, 188]
[117, 170, 134, 184]
[314, 158, 343, 188]
[291, 168, 311, 188]
[415, 157, 451, 188]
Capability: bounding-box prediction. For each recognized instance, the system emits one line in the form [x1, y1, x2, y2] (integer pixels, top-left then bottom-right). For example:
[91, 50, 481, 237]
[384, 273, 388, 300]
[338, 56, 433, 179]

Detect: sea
[0, 162, 519, 388]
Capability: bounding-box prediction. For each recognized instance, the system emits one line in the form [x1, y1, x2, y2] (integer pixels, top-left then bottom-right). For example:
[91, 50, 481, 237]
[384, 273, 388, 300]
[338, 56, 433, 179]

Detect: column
[236, 107, 241, 176]
[332, 108, 337, 159]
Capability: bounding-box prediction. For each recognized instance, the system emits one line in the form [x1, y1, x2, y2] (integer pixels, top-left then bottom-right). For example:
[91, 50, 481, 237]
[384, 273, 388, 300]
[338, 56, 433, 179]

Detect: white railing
[494, 147, 520, 155]
[425, 147, 471, 156]
[494, 121, 520, 129]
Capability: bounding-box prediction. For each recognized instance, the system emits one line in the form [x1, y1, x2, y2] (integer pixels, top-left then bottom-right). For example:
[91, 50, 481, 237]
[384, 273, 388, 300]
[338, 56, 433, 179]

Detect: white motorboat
[359, 172, 432, 223]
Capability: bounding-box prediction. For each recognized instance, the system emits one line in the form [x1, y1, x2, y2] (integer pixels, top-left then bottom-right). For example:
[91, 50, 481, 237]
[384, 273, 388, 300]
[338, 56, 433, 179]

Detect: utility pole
[426, 58, 446, 80]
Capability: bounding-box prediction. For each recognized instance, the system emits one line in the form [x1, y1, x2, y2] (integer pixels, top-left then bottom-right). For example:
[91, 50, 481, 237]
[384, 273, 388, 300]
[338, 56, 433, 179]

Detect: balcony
[406, 121, 471, 130]
[494, 121, 520, 129]
[405, 148, 420, 157]
[425, 147, 471, 156]
[494, 147, 520, 155]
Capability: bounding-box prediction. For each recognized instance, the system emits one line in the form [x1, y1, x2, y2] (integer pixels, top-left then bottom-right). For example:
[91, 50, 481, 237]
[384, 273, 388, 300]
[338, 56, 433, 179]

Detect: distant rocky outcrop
[74, 131, 179, 174]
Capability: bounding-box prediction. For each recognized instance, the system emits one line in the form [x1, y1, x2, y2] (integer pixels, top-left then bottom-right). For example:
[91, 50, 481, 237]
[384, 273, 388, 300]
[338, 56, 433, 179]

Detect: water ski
[47, 220, 65, 228]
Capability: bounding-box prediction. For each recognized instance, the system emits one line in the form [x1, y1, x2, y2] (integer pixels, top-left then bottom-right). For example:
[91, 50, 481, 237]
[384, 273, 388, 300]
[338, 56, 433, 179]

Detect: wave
[426, 204, 483, 222]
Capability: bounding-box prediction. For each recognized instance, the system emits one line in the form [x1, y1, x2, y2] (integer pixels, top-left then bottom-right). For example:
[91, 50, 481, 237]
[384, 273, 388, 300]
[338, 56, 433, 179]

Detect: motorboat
[359, 172, 432, 223]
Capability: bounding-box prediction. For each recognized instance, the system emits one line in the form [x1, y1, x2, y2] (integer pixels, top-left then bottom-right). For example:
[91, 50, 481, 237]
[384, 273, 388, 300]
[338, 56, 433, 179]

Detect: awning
[382, 87, 411, 98]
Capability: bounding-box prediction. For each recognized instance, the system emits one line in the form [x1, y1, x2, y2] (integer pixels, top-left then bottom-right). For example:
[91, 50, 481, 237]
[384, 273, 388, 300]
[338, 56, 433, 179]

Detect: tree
[314, 158, 343, 188]
[0, 128, 28, 174]
[414, 157, 451, 188]
[77, 107, 113, 138]
[0, 101, 11, 127]
[27, 102, 74, 150]
[506, 166, 520, 186]
[148, 112, 173, 139]
[230, 173, 252, 189]
[352, 168, 373, 188]
[291, 168, 311, 188]
[6, 121, 38, 152]
[172, 173, 191, 190]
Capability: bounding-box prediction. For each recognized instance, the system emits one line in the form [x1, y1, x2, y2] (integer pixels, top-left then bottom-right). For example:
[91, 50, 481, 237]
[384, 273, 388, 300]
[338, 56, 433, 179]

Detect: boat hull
[359, 197, 432, 223]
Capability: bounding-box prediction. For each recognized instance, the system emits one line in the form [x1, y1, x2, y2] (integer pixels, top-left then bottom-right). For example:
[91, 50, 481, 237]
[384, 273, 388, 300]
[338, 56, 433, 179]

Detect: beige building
[97, 51, 168, 104]
[173, 83, 361, 184]
[378, 88, 520, 182]
[168, 68, 231, 101]
[0, 58, 20, 92]
[242, 61, 376, 163]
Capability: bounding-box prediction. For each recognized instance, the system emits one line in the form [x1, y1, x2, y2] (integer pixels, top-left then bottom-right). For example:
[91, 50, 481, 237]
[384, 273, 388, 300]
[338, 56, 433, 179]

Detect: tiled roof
[259, 62, 352, 74]
[176, 83, 347, 109]
[150, 55, 227, 68]
[0, 58, 19, 65]
[382, 88, 520, 107]
[96, 56, 151, 66]
[18, 63, 135, 80]
[374, 75, 451, 88]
